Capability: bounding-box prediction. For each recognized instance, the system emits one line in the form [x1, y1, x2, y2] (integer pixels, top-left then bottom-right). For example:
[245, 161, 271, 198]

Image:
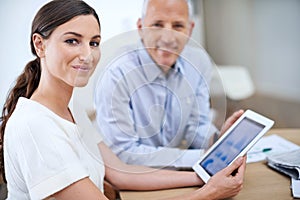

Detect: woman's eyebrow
[64, 31, 82, 37]
[63, 31, 101, 39]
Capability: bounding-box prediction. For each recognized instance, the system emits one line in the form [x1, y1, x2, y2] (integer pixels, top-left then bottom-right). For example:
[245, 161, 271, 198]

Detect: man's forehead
[147, 0, 189, 14]
[145, 0, 189, 20]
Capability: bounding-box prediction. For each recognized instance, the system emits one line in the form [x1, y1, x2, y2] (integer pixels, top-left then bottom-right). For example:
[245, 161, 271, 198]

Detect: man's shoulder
[179, 45, 213, 81]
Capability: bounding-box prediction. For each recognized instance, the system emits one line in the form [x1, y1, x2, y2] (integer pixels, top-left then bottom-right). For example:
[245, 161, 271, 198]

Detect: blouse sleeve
[16, 115, 89, 199]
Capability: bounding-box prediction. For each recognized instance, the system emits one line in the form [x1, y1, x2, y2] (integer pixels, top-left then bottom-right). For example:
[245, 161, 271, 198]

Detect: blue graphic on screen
[200, 117, 265, 176]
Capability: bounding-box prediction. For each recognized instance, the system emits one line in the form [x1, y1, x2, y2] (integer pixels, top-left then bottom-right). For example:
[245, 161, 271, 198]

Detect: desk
[119, 129, 300, 200]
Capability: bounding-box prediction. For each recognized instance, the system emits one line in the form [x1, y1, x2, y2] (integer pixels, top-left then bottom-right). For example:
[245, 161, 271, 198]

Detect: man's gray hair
[141, 0, 194, 20]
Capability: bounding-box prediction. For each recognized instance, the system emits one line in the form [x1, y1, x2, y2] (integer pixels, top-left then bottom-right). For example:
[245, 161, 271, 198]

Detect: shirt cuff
[174, 149, 205, 168]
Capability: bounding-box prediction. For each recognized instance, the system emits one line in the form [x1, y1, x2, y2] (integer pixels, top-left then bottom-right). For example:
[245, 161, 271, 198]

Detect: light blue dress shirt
[94, 42, 218, 168]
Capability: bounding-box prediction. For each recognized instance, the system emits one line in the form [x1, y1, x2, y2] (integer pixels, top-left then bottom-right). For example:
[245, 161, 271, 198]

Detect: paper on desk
[292, 178, 300, 198]
[247, 134, 300, 163]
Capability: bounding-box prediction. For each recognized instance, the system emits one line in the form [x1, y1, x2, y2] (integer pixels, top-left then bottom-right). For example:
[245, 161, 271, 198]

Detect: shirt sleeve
[118, 144, 205, 168]
[184, 76, 219, 149]
[17, 115, 89, 199]
[182, 48, 219, 149]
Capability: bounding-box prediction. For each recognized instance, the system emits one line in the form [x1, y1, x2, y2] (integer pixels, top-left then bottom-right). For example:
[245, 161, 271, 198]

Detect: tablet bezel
[192, 109, 274, 183]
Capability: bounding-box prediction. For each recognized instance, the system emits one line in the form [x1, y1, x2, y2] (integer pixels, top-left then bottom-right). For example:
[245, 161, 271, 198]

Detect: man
[95, 0, 242, 168]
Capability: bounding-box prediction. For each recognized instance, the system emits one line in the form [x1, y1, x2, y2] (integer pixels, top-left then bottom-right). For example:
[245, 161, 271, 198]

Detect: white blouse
[4, 97, 105, 199]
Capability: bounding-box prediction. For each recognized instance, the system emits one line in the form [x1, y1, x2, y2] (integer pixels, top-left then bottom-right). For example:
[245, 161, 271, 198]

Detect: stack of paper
[267, 149, 300, 180]
[267, 148, 300, 198]
[292, 178, 300, 198]
[247, 134, 300, 198]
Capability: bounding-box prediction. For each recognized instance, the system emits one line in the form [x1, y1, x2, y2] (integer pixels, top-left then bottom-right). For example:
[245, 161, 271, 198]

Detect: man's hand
[220, 110, 244, 136]
[208, 110, 244, 148]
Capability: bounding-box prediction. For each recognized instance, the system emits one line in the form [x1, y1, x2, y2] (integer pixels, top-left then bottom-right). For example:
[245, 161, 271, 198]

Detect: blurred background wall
[0, 0, 299, 127]
[202, 0, 300, 127]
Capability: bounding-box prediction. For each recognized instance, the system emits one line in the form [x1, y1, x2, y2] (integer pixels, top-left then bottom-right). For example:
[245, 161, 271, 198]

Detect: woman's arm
[99, 142, 246, 200]
[45, 141, 245, 200]
[98, 142, 204, 191]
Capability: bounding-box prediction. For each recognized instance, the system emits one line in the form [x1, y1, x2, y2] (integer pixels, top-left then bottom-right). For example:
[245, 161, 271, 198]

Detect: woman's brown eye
[65, 39, 78, 45]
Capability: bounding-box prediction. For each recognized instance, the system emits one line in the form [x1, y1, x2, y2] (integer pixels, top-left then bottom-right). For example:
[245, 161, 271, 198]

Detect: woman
[0, 0, 246, 199]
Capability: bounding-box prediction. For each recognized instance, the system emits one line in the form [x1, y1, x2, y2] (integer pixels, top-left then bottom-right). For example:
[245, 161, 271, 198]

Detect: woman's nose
[79, 44, 93, 63]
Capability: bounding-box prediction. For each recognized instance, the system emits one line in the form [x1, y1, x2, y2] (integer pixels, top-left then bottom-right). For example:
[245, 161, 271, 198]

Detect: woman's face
[37, 15, 101, 87]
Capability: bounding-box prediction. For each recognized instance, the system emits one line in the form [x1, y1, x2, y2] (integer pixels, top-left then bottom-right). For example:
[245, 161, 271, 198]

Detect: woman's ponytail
[0, 58, 41, 183]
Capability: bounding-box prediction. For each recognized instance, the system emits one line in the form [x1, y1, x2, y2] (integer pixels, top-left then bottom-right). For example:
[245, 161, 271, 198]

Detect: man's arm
[182, 47, 218, 149]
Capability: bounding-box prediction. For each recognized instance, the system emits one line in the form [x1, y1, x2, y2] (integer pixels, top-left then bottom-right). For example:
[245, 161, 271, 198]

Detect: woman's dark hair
[0, 0, 100, 183]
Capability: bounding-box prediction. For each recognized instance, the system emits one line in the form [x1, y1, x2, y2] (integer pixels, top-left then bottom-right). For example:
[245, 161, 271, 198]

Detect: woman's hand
[199, 156, 246, 200]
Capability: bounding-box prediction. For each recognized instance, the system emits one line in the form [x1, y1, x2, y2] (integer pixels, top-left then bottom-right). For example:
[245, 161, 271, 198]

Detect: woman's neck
[30, 75, 74, 123]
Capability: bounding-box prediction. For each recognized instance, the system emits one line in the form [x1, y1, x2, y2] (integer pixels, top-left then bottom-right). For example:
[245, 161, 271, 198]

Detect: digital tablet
[193, 109, 274, 183]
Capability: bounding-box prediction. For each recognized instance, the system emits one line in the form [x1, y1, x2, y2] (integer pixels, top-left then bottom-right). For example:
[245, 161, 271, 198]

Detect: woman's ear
[32, 33, 45, 58]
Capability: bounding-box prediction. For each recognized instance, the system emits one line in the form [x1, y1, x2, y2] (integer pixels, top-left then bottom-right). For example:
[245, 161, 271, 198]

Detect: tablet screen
[200, 117, 265, 176]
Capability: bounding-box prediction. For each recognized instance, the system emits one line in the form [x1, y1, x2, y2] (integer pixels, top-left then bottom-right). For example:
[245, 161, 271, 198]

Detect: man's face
[138, 0, 194, 71]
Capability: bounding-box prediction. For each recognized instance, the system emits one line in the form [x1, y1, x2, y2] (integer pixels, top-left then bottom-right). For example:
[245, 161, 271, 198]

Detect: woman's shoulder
[7, 98, 45, 126]
[5, 97, 72, 138]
